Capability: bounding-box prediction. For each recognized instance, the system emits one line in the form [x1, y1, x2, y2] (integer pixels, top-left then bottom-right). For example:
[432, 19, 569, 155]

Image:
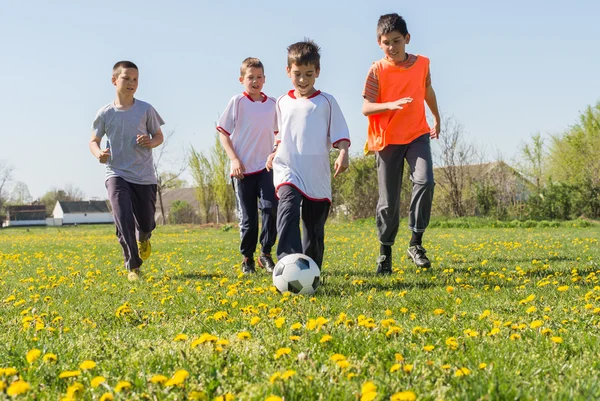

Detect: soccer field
[1, 222, 599, 400]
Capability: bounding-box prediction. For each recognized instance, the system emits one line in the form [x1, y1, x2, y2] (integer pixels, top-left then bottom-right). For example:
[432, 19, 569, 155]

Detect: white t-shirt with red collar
[217, 92, 278, 176]
[273, 90, 351, 202]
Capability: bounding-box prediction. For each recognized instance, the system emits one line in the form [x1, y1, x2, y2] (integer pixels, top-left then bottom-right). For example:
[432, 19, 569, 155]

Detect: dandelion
[423, 345, 435, 352]
[391, 391, 417, 401]
[455, 367, 471, 377]
[557, 286, 569, 292]
[250, 316, 261, 325]
[91, 376, 106, 387]
[188, 391, 208, 400]
[165, 369, 189, 387]
[479, 363, 488, 369]
[337, 360, 351, 369]
[274, 347, 291, 359]
[66, 382, 85, 398]
[290, 322, 302, 330]
[7, 380, 31, 396]
[114, 381, 132, 392]
[479, 310, 491, 320]
[237, 331, 251, 340]
[281, 370, 296, 380]
[99, 393, 114, 401]
[526, 306, 537, 314]
[59, 370, 82, 379]
[390, 364, 401, 373]
[361, 381, 377, 401]
[330, 354, 346, 362]
[395, 353, 404, 362]
[173, 334, 188, 342]
[320, 335, 333, 343]
[551, 336, 563, 344]
[446, 286, 454, 293]
[26, 348, 42, 363]
[433, 308, 445, 315]
[265, 396, 283, 401]
[530, 320, 543, 329]
[446, 337, 458, 349]
[403, 364, 413, 373]
[150, 374, 168, 384]
[80, 360, 96, 370]
[274, 317, 285, 328]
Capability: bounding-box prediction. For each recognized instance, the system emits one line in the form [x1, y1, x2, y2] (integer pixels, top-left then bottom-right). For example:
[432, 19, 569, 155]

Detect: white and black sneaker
[376, 255, 393, 275]
[407, 245, 431, 268]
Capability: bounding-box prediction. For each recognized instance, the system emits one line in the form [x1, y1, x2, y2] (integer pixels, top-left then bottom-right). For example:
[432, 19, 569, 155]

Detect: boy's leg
[130, 182, 157, 264]
[301, 197, 330, 269]
[257, 169, 278, 271]
[106, 177, 142, 270]
[234, 175, 259, 259]
[406, 134, 435, 267]
[276, 185, 302, 261]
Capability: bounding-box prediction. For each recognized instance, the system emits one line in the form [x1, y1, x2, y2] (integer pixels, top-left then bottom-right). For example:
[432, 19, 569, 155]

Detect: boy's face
[112, 67, 139, 96]
[239, 67, 265, 97]
[286, 63, 320, 97]
[378, 31, 411, 62]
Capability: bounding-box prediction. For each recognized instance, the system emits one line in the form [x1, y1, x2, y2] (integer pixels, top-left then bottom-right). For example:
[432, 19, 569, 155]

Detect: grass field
[0, 221, 599, 400]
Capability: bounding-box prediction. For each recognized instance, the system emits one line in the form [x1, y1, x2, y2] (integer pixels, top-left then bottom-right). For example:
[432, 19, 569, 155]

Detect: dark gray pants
[276, 185, 330, 268]
[376, 134, 435, 246]
[106, 177, 157, 270]
[233, 169, 278, 258]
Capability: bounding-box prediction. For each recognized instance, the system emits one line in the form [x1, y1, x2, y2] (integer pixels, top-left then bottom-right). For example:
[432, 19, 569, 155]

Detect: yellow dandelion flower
[274, 347, 291, 359]
[423, 345, 435, 352]
[237, 331, 251, 340]
[188, 390, 208, 400]
[510, 333, 521, 341]
[320, 335, 333, 343]
[541, 328, 553, 335]
[446, 286, 454, 293]
[99, 393, 114, 401]
[80, 360, 96, 370]
[289, 335, 301, 341]
[114, 381, 132, 392]
[250, 316, 261, 325]
[59, 370, 81, 379]
[274, 317, 286, 328]
[446, 337, 459, 349]
[433, 309, 445, 315]
[66, 382, 85, 398]
[265, 396, 283, 401]
[390, 364, 401, 373]
[7, 380, 31, 396]
[173, 334, 188, 342]
[551, 336, 563, 344]
[269, 372, 281, 384]
[91, 376, 106, 388]
[455, 367, 471, 377]
[489, 327, 501, 336]
[290, 322, 302, 330]
[479, 363, 488, 369]
[330, 354, 346, 362]
[557, 286, 569, 292]
[281, 370, 296, 380]
[441, 364, 451, 370]
[26, 348, 42, 363]
[361, 381, 377, 401]
[150, 374, 168, 384]
[526, 306, 537, 314]
[395, 353, 404, 362]
[403, 364, 413, 373]
[336, 360, 351, 369]
[390, 391, 417, 401]
[479, 310, 491, 320]
[530, 320, 543, 329]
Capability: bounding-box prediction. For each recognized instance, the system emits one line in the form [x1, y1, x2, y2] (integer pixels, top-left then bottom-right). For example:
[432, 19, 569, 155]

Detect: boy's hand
[98, 148, 111, 164]
[136, 134, 152, 148]
[387, 97, 413, 111]
[232, 158, 245, 179]
[334, 150, 349, 178]
[265, 152, 276, 172]
[430, 119, 440, 139]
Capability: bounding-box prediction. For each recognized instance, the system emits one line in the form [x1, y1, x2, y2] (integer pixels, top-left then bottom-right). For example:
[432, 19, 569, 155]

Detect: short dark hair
[377, 13, 408, 41]
[287, 39, 321, 70]
[240, 57, 264, 76]
[112, 60, 138, 77]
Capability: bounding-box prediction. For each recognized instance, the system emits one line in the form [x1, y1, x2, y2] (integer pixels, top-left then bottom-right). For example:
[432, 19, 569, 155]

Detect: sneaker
[376, 254, 393, 275]
[407, 245, 431, 268]
[128, 268, 141, 281]
[138, 240, 151, 261]
[258, 254, 276, 273]
[242, 258, 256, 275]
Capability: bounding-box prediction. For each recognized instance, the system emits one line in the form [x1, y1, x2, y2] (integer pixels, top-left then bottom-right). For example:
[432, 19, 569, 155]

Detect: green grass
[0, 221, 599, 400]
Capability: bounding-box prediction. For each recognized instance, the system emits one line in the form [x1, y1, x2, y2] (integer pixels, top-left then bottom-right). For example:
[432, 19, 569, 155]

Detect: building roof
[5, 205, 47, 221]
[58, 201, 110, 214]
[160, 188, 199, 211]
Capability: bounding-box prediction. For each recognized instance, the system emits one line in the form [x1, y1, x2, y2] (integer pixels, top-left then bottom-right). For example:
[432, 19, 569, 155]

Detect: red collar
[287, 89, 321, 99]
[243, 92, 268, 103]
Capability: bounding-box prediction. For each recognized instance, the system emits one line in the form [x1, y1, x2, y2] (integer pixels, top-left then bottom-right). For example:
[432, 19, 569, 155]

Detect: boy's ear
[286, 66, 291, 77]
[111, 75, 117, 86]
[315, 68, 320, 78]
[239, 76, 244, 84]
[405, 33, 411, 44]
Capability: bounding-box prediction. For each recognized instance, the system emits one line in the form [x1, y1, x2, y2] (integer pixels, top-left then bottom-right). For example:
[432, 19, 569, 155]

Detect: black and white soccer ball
[272, 253, 321, 295]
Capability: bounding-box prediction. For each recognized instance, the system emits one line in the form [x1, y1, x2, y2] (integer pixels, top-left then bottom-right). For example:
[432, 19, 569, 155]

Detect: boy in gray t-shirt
[89, 60, 165, 281]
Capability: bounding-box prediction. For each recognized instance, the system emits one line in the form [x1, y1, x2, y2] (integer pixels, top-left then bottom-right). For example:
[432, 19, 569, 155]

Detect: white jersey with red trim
[217, 92, 278, 176]
[273, 90, 351, 202]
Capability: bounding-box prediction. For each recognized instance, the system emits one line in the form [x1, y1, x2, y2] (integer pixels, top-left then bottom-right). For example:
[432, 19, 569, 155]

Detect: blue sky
[2, 0, 599, 199]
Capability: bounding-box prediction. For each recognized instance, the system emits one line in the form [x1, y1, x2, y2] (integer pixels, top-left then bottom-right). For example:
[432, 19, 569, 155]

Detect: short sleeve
[217, 96, 237, 136]
[362, 63, 379, 103]
[275, 97, 282, 143]
[92, 109, 105, 138]
[146, 106, 165, 136]
[327, 95, 351, 148]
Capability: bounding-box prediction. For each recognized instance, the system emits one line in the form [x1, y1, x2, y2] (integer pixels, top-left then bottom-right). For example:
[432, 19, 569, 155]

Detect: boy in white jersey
[266, 40, 350, 269]
[89, 61, 165, 281]
[217, 57, 278, 275]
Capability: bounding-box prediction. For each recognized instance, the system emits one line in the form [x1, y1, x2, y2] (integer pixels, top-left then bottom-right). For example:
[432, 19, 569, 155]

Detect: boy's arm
[137, 128, 164, 148]
[425, 85, 441, 139]
[89, 134, 110, 164]
[362, 97, 413, 117]
[219, 132, 245, 179]
[333, 140, 350, 178]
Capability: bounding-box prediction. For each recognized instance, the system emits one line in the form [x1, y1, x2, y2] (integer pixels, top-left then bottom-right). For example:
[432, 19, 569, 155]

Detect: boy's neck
[294, 87, 317, 99]
[114, 93, 135, 110]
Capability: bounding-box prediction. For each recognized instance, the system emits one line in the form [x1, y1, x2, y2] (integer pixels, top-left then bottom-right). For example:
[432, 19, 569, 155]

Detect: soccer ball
[272, 253, 321, 295]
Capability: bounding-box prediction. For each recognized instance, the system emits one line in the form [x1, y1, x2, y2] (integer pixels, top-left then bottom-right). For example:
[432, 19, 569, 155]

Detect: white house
[52, 201, 113, 225]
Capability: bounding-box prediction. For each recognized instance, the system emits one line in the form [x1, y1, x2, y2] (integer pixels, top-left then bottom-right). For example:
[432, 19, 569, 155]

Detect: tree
[153, 131, 187, 225]
[433, 117, 480, 217]
[10, 182, 32, 204]
[40, 185, 85, 215]
[0, 160, 13, 211]
[189, 147, 215, 223]
[208, 132, 235, 223]
[519, 133, 546, 195]
[168, 200, 199, 224]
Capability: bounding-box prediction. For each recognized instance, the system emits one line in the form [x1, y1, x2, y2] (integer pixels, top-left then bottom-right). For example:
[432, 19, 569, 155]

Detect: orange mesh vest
[367, 56, 430, 151]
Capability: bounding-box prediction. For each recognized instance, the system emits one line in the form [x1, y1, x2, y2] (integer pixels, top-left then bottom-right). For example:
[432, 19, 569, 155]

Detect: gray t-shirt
[92, 99, 165, 185]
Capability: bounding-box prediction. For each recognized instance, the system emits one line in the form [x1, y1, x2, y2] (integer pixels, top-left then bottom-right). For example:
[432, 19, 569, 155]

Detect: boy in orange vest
[362, 13, 441, 274]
